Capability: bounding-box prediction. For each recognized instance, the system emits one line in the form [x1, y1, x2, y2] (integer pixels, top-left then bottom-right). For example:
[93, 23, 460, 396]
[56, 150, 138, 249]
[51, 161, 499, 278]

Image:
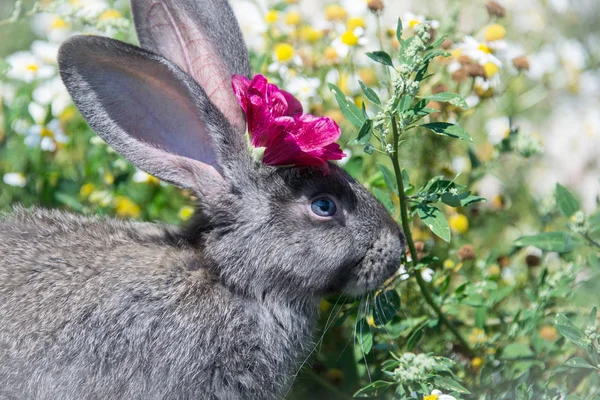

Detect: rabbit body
[0, 208, 315, 399]
[0, 0, 406, 398]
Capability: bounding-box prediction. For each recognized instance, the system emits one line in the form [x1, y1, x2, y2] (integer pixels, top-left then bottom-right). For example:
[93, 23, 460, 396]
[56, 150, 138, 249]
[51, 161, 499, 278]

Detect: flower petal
[294, 114, 342, 151]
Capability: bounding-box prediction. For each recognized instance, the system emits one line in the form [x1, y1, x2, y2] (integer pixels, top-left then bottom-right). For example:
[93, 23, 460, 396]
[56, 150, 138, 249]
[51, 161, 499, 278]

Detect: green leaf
[363, 143, 375, 155]
[422, 49, 450, 63]
[461, 194, 487, 207]
[328, 83, 366, 127]
[397, 95, 413, 114]
[415, 255, 439, 270]
[502, 343, 534, 359]
[359, 81, 381, 105]
[377, 164, 397, 194]
[514, 232, 577, 253]
[357, 318, 373, 354]
[433, 376, 471, 394]
[428, 35, 448, 50]
[590, 307, 598, 327]
[396, 17, 403, 43]
[440, 191, 470, 207]
[421, 122, 473, 142]
[564, 357, 598, 370]
[354, 381, 393, 397]
[423, 92, 469, 109]
[475, 306, 487, 329]
[406, 323, 425, 351]
[590, 253, 600, 268]
[373, 290, 401, 326]
[366, 51, 395, 68]
[402, 169, 414, 195]
[556, 324, 589, 348]
[417, 205, 451, 242]
[555, 183, 580, 217]
[372, 187, 395, 215]
[356, 119, 372, 144]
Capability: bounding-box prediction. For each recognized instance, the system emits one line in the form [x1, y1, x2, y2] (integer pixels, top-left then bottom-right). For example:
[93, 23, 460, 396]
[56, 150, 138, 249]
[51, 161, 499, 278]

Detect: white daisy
[3, 173, 27, 188]
[32, 77, 72, 117]
[455, 36, 502, 67]
[485, 116, 511, 145]
[24, 119, 68, 152]
[31, 40, 60, 65]
[30, 13, 72, 43]
[5, 51, 55, 83]
[402, 12, 440, 30]
[285, 76, 321, 106]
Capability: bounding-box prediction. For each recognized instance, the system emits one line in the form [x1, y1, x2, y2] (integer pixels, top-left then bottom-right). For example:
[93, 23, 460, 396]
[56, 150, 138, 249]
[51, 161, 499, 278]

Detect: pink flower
[232, 74, 345, 167]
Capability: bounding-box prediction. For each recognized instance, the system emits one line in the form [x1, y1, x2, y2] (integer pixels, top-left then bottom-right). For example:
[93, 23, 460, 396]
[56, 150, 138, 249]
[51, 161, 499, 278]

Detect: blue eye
[310, 197, 337, 218]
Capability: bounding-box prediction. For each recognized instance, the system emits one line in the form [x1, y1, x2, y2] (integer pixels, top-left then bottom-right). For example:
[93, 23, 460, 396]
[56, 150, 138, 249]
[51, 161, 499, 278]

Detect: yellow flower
[325, 4, 347, 21]
[104, 172, 114, 185]
[488, 264, 501, 277]
[484, 24, 506, 42]
[539, 326, 558, 341]
[80, 183, 95, 198]
[449, 213, 469, 234]
[469, 327, 488, 344]
[478, 43, 493, 54]
[358, 68, 377, 86]
[99, 9, 122, 21]
[341, 30, 359, 46]
[284, 11, 302, 26]
[274, 43, 294, 62]
[325, 110, 344, 125]
[178, 206, 195, 221]
[483, 62, 500, 78]
[443, 259, 455, 270]
[323, 46, 339, 63]
[424, 395, 438, 400]
[51, 17, 68, 29]
[471, 357, 484, 368]
[265, 10, 279, 24]
[114, 196, 141, 219]
[299, 26, 322, 42]
[347, 16, 365, 31]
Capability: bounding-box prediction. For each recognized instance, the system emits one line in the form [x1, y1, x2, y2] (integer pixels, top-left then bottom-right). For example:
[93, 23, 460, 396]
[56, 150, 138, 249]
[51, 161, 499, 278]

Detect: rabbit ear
[131, 0, 251, 133]
[58, 35, 250, 196]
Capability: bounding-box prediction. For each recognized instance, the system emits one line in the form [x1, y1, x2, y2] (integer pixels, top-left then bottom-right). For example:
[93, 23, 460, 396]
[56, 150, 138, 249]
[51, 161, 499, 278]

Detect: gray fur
[0, 0, 406, 398]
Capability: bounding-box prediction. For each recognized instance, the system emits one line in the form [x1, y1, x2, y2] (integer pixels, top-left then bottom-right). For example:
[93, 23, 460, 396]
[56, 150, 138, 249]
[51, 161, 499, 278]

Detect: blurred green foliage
[1, 0, 599, 399]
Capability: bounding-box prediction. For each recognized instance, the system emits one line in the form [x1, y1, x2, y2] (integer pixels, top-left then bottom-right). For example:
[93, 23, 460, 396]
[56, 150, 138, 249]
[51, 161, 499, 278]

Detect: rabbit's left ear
[58, 36, 251, 196]
[131, 0, 251, 134]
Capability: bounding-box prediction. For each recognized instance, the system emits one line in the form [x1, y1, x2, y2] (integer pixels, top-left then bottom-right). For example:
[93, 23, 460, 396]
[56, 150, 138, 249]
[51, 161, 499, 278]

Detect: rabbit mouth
[341, 230, 404, 296]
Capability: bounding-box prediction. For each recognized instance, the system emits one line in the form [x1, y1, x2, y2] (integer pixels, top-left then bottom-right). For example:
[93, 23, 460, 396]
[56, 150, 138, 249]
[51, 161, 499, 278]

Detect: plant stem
[389, 116, 475, 357]
[582, 233, 600, 250]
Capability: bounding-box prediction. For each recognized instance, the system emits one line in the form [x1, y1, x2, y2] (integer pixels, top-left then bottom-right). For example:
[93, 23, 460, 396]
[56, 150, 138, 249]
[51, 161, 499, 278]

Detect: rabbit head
[58, 0, 405, 301]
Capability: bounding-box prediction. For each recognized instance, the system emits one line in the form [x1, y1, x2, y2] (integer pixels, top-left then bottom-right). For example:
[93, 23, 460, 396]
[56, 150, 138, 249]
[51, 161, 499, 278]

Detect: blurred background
[1, 0, 599, 398]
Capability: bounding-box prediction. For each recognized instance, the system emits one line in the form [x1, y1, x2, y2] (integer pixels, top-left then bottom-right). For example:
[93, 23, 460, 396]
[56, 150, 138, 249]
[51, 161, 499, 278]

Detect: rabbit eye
[310, 197, 337, 218]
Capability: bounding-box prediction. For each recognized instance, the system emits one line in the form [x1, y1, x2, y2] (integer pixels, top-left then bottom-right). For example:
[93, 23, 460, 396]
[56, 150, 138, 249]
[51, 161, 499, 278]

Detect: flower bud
[458, 244, 476, 261]
[513, 55, 530, 71]
[367, 0, 385, 13]
[486, 1, 506, 18]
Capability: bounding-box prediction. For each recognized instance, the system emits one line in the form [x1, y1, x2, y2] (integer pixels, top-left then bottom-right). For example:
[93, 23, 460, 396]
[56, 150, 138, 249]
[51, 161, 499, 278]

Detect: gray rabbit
[0, 0, 405, 399]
